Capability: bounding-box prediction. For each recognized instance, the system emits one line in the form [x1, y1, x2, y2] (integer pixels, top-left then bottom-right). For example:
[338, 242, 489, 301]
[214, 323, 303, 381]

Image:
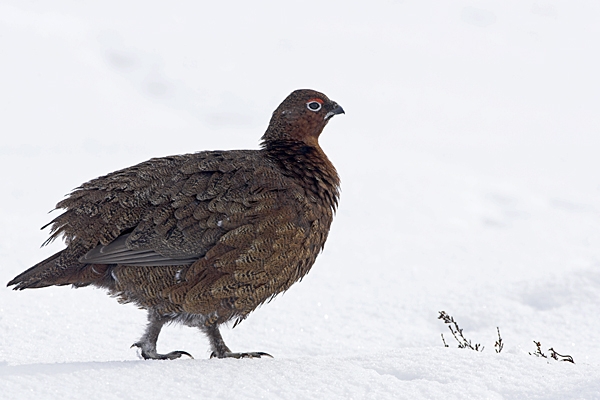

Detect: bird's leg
[202, 323, 273, 359]
[132, 311, 193, 360]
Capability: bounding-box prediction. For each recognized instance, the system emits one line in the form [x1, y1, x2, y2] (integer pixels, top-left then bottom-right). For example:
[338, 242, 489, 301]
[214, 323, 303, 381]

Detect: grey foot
[131, 343, 194, 360]
[210, 351, 273, 359]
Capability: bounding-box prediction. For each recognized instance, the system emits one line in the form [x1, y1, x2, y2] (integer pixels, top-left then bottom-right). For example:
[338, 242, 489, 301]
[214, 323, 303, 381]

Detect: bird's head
[261, 89, 344, 148]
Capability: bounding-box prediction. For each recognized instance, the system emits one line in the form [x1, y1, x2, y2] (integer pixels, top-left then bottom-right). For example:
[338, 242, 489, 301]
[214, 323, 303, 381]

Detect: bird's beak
[325, 103, 345, 120]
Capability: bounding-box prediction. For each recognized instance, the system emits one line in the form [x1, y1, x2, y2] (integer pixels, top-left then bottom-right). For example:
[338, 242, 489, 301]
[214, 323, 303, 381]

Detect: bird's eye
[306, 101, 322, 112]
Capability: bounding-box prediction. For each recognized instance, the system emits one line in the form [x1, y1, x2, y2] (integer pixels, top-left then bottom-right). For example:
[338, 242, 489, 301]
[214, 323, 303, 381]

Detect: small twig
[494, 327, 504, 354]
[549, 348, 575, 364]
[529, 341, 547, 358]
[438, 311, 483, 352]
[441, 333, 449, 348]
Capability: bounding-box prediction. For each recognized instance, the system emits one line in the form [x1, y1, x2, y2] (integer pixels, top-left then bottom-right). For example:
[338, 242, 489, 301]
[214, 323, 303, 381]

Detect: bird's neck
[263, 139, 340, 212]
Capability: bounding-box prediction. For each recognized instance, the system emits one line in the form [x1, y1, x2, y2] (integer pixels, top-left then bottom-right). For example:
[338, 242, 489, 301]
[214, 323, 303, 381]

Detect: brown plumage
[8, 89, 343, 359]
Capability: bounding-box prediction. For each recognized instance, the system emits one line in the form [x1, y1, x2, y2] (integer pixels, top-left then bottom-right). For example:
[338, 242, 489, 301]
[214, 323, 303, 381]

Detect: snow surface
[1, 1, 600, 399]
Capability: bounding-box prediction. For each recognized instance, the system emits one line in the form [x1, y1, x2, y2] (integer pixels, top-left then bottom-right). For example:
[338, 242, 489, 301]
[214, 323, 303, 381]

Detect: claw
[210, 351, 273, 359]
[257, 352, 274, 358]
[163, 350, 194, 360]
[131, 342, 193, 360]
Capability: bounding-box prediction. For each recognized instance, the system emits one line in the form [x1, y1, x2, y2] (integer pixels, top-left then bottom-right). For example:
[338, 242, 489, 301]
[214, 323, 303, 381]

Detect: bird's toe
[211, 351, 273, 359]
[132, 343, 193, 360]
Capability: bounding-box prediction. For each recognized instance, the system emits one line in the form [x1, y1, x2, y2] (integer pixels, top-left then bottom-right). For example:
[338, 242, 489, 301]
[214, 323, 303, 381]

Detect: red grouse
[8, 89, 343, 359]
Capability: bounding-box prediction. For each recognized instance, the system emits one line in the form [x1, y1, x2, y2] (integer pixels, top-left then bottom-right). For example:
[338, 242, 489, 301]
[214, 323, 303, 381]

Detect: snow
[1, 1, 600, 398]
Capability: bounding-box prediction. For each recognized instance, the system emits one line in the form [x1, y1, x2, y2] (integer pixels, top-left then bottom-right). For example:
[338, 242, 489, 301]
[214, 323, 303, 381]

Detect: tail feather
[7, 251, 64, 289]
[7, 251, 111, 290]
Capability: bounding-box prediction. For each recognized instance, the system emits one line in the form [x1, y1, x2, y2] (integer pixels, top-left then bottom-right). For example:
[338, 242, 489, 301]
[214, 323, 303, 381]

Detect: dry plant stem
[441, 334, 449, 348]
[549, 348, 575, 364]
[438, 311, 483, 352]
[494, 327, 504, 354]
[529, 341, 547, 358]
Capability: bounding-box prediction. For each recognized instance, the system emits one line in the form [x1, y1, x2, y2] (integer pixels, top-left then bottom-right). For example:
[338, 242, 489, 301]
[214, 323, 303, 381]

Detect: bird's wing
[121, 150, 300, 262]
[78, 234, 199, 266]
[46, 150, 302, 267]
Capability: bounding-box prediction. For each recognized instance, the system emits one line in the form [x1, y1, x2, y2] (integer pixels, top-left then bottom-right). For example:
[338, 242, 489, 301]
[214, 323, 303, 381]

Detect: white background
[1, 1, 599, 398]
